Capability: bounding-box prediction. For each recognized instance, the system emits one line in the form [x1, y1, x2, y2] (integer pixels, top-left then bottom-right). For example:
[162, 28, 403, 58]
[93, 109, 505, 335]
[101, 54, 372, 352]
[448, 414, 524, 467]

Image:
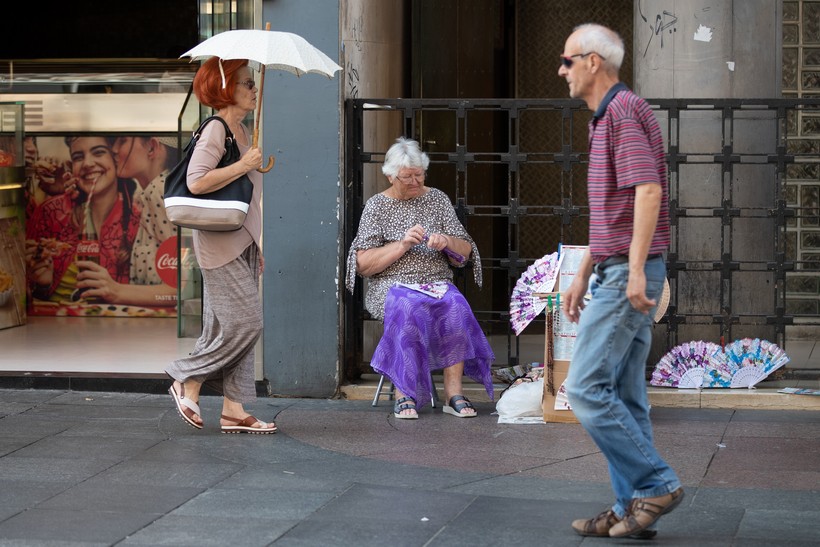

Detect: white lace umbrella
[181, 28, 342, 77]
[181, 24, 342, 171]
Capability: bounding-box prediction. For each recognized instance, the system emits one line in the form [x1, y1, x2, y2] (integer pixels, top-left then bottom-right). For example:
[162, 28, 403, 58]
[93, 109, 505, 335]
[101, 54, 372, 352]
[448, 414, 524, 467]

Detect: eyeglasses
[236, 79, 256, 90]
[395, 172, 426, 183]
[560, 52, 605, 68]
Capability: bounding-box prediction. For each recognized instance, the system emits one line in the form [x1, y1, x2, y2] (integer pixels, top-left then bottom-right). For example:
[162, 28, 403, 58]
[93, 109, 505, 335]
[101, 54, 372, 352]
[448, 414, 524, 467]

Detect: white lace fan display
[652, 339, 789, 389]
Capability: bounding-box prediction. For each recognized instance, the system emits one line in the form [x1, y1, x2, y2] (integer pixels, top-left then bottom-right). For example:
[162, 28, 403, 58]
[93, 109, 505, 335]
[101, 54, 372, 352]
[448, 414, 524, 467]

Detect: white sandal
[169, 382, 203, 430]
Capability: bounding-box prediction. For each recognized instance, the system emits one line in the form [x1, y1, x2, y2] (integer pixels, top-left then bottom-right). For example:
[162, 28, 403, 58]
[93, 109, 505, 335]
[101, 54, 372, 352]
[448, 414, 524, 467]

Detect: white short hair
[381, 137, 430, 177]
[573, 23, 625, 72]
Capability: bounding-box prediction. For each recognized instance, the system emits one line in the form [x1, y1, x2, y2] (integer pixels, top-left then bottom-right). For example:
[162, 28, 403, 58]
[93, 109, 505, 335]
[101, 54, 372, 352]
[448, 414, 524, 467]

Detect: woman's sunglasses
[560, 52, 605, 68]
[236, 79, 256, 90]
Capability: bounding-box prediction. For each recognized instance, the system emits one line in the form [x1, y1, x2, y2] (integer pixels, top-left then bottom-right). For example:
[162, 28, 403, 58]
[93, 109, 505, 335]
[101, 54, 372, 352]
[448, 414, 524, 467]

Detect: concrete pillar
[341, 0, 407, 370]
[341, 0, 406, 199]
[261, 0, 342, 397]
[260, 0, 405, 395]
[633, 1, 781, 348]
[635, 0, 779, 98]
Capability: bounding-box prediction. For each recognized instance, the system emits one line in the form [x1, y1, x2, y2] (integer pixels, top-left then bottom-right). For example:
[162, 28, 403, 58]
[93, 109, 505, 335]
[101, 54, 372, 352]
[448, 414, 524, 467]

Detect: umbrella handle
[252, 126, 275, 173]
[258, 156, 275, 173]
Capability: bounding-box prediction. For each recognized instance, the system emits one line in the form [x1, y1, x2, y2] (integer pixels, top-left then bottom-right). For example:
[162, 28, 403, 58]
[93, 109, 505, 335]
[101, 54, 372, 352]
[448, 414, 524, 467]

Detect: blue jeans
[565, 256, 680, 518]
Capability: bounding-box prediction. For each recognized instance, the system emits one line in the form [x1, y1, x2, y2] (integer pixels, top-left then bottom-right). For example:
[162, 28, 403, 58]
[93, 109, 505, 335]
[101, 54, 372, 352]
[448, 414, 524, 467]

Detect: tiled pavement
[0, 389, 818, 546]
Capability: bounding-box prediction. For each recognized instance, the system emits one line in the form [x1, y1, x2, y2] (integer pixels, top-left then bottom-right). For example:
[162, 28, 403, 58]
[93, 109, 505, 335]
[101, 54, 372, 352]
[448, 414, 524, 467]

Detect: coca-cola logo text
[76, 241, 100, 254]
[156, 236, 179, 288]
[156, 253, 178, 270]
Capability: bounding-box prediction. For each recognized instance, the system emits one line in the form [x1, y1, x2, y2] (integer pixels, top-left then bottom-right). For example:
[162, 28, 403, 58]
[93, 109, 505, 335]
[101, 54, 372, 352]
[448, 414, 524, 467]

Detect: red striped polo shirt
[587, 83, 670, 263]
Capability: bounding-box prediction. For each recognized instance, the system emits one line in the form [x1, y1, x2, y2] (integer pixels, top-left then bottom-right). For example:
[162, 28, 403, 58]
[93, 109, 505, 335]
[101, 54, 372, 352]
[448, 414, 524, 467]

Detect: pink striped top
[587, 85, 670, 263]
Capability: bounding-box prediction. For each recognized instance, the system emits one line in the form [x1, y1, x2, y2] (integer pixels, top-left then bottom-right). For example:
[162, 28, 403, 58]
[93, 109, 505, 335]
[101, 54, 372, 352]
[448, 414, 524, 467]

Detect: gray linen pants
[166, 244, 262, 403]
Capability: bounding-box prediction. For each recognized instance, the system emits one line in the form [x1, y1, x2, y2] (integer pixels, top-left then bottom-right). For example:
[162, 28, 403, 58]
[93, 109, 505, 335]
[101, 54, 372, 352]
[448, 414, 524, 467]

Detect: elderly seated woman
[346, 137, 494, 419]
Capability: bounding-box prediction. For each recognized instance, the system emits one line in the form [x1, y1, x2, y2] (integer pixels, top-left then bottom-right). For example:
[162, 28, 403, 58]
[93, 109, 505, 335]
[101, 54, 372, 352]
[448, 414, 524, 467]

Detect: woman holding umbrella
[166, 57, 276, 434]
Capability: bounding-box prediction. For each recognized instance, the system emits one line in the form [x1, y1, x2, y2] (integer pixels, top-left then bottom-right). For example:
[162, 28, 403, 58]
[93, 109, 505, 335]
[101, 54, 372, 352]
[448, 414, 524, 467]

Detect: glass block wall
[783, 1, 820, 323]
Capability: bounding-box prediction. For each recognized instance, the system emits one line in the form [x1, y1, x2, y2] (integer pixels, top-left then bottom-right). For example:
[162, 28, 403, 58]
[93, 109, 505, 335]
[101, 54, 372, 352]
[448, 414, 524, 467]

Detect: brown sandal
[220, 414, 277, 435]
[571, 508, 657, 539]
[609, 487, 685, 538]
[572, 509, 620, 537]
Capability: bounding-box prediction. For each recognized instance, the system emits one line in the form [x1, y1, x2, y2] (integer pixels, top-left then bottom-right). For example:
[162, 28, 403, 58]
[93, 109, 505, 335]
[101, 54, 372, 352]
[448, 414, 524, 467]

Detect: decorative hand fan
[703, 352, 734, 388]
[651, 341, 723, 389]
[509, 252, 561, 335]
[653, 278, 671, 323]
[707, 338, 790, 388]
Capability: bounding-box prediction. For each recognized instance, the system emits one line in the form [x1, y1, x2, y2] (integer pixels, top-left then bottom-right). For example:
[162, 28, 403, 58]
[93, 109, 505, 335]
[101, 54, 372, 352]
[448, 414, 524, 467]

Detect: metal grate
[343, 97, 820, 378]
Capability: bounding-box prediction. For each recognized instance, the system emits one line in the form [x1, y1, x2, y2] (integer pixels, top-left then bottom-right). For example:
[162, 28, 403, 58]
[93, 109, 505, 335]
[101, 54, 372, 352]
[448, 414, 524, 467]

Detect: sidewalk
[0, 389, 818, 546]
[342, 373, 820, 411]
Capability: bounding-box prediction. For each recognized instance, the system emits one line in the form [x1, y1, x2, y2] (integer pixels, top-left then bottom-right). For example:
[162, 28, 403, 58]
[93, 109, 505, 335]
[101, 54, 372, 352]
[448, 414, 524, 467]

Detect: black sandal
[393, 396, 418, 419]
[443, 395, 477, 418]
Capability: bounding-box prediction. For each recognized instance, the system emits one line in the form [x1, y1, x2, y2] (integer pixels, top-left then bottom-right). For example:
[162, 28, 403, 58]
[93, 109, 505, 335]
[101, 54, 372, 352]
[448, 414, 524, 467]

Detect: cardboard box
[542, 313, 578, 423]
[542, 359, 579, 423]
[538, 245, 587, 423]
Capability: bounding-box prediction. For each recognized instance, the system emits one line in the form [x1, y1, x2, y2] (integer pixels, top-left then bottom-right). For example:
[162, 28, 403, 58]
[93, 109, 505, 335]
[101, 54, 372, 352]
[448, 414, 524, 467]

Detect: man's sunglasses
[560, 52, 605, 68]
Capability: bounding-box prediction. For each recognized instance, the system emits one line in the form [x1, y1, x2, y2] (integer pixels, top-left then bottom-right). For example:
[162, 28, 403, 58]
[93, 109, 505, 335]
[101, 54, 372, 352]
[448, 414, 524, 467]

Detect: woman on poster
[111, 135, 178, 306]
[25, 136, 139, 305]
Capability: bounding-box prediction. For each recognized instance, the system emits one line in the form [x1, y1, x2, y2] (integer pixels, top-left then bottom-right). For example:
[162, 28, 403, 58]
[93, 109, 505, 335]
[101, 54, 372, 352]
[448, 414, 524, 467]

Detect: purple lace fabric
[371, 284, 495, 409]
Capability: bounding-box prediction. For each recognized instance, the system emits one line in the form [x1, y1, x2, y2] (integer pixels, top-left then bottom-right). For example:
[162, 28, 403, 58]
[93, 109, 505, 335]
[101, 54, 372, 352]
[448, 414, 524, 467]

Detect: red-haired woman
[166, 57, 275, 434]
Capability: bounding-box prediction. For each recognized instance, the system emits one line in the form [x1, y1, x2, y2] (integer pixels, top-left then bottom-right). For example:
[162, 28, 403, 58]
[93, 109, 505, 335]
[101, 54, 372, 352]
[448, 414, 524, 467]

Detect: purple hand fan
[651, 341, 723, 389]
[509, 252, 561, 335]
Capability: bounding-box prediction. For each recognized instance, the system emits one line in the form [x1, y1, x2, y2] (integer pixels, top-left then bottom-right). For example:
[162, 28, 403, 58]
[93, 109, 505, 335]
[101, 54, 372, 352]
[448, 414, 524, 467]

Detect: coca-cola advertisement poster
[24, 135, 178, 318]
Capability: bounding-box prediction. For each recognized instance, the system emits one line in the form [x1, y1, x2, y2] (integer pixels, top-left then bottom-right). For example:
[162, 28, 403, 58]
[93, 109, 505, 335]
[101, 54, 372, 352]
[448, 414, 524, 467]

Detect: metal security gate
[343, 97, 820, 380]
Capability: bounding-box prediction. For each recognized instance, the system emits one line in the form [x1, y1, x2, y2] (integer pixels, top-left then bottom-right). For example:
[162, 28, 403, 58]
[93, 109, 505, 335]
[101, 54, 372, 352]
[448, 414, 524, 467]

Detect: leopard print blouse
[345, 187, 482, 320]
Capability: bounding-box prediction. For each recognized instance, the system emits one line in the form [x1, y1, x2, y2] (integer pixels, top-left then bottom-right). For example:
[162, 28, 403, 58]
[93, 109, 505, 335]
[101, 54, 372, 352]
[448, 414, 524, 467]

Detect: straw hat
[654, 277, 671, 323]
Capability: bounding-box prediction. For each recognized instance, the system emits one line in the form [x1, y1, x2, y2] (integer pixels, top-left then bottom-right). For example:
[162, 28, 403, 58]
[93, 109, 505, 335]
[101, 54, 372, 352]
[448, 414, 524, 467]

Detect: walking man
[559, 23, 684, 539]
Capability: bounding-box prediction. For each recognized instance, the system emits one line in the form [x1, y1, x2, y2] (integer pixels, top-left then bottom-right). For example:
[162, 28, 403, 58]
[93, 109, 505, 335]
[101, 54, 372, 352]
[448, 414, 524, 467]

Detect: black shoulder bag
[164, 116, 253, 232]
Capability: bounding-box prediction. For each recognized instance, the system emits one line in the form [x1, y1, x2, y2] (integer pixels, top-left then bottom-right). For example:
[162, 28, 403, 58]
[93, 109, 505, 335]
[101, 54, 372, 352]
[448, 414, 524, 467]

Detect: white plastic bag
[496, 379, 544, 418]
